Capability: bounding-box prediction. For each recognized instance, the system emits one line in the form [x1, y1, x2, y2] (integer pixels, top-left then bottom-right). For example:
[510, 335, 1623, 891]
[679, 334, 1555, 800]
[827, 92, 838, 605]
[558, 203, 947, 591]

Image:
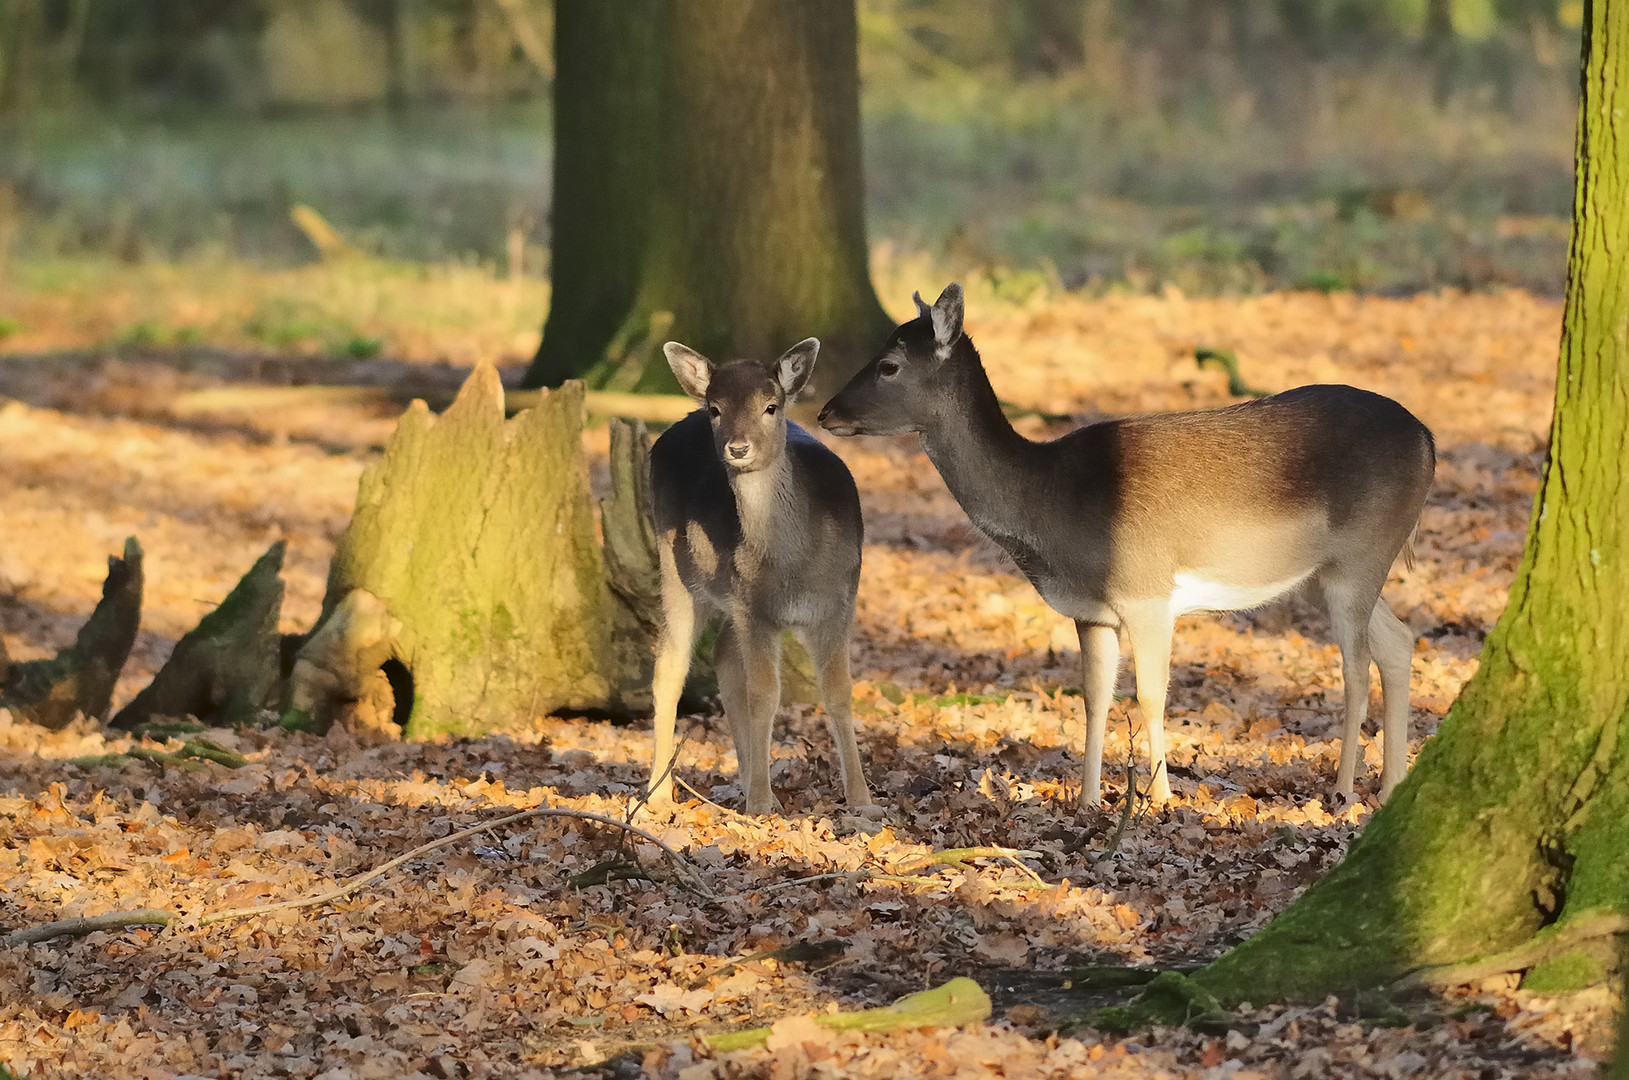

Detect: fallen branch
[1391, 912, 1629, 992]
[69, 737, 248, 772]
[2, 909, 175, 948]
[893, 846, 1042, 874]
[3, 805, 710, 949]
[760, 846, 1050, 896]
[167, 385, 697, 425]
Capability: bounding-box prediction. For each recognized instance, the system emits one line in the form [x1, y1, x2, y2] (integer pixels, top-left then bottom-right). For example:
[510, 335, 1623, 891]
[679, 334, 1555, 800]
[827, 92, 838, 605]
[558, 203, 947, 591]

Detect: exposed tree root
[1391, 913, 1628, 992]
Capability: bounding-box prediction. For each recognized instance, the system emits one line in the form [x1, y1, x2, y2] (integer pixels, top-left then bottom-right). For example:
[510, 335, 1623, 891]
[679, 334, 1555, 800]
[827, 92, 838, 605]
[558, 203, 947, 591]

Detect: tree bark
[524, 0, 892, 397]
[1196, 0, 1629, 1003]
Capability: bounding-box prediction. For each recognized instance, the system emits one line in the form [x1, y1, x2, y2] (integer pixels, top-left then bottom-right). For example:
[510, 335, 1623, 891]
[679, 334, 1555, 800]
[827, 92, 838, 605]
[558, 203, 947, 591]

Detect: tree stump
[110, 541, 284, 731]
[319, 363, 621, 738]
[1, 537, 143, 729]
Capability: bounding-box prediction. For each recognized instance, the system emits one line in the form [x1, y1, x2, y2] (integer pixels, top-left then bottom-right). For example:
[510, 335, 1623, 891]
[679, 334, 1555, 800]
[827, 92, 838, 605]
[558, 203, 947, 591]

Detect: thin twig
[625, 724, 695, 826]
[761, 845, 1049, 896]
[4, 805, 712, 949]
[998, 852, 1047, 884]
[676, 775, 735, 815]
[195, 806, 712, 919]
[1096, 747, 1139, 864]
[758, 871, 938, 894]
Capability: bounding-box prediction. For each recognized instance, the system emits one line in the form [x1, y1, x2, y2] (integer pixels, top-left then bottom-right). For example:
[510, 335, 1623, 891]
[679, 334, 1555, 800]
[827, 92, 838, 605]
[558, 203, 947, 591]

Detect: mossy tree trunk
[1197, 0, 1629, 1003]
[524, 0, 892, 397]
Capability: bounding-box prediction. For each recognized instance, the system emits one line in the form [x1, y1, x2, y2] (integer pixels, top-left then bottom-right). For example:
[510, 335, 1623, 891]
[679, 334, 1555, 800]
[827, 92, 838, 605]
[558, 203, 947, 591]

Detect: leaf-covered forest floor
[0, 269, 1613, 1078]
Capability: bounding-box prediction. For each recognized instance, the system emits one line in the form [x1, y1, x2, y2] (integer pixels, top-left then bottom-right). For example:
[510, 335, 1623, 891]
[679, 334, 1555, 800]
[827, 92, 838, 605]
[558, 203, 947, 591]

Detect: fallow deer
[648, 338, 871, 815]
[819, 284, 1434, 808]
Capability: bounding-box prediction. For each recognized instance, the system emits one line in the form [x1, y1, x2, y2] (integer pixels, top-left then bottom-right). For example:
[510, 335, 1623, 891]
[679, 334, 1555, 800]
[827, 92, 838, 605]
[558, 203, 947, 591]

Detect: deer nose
[816, 406, 830, 425]
[727, 441, 750, 459]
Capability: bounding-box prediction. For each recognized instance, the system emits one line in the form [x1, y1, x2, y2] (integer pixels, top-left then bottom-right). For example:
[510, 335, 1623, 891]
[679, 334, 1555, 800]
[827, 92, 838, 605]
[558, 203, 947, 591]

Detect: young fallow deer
[819, 284, 1434, 809]
[647, 338, 871, 815]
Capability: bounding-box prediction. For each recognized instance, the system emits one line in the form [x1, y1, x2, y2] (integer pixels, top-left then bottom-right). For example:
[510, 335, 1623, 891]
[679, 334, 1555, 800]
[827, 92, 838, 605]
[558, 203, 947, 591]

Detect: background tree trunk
[524, 0, 661, 390]
[1195, 0, 1629, 1003]
[524, 0, 892, 397]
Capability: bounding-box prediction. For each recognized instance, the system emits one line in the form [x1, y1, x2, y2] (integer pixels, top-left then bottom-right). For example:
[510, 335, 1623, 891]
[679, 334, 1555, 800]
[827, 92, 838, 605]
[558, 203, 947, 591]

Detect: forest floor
[0, 265, 1612, 1079]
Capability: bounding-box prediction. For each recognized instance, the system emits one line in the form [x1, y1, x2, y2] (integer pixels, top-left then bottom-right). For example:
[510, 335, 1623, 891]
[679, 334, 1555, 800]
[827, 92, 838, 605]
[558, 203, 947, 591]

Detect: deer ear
[912, 290, 932, 321]
[774, 338, 820, 399]
[930, 283, 964, 354]
[663, 342, 712, 402]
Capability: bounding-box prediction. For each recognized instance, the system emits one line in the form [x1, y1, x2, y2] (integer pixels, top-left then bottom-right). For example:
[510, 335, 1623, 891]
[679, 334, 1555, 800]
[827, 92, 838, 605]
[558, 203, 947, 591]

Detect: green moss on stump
[322, 365, 619, 738]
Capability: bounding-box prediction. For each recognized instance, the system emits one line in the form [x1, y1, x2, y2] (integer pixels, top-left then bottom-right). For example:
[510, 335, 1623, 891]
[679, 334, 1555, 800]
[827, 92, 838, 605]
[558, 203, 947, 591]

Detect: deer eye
[764, 403, 778, 416]
[707, 404, 720, 418]
[877, 359, 901, 378]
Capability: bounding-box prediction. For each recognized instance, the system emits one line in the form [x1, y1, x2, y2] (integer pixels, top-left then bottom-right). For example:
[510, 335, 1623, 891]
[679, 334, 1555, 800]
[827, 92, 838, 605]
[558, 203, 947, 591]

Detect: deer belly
[1021, 576, 1112, 626]
[1169, 569, 1313, 616]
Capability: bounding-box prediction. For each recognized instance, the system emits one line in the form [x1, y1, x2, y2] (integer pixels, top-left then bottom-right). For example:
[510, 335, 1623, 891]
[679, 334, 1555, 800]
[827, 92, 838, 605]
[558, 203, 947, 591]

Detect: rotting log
[165, 384, 697, 425]
[318, 364, 624, 737]
[1, 538, 143, 729]
[110, 542, 285, 731]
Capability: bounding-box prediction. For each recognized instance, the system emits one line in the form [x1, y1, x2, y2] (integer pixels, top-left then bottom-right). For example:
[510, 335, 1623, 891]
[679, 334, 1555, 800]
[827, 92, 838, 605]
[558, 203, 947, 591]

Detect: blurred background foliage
[0, 0, 1583, 297]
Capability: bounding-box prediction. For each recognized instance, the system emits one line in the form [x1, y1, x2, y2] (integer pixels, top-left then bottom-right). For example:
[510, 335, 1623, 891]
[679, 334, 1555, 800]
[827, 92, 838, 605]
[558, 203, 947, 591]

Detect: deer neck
[917, 344, 1042, 539]
[728, 451, 794, 559]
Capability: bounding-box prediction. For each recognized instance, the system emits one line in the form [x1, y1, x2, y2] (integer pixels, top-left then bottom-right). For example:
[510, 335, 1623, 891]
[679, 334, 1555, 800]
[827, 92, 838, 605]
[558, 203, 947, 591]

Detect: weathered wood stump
[1, 537, 143, 728]
[110, 541, 284, 730]
[318, 363, 623, 738]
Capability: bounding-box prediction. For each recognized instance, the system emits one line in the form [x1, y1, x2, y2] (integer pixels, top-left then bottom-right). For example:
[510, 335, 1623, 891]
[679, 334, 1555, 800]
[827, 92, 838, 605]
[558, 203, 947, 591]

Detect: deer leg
[1368, 598, 1416, 801]
[1121, 601, 1175, 804]
[649, 542, 698, 805]
[1322, 579, 1377, 802]
[1076, 620, 1120, 811]
[735, 620, 783, 815]
[713, 620, 750, 779]
[806, 621, 872, 807]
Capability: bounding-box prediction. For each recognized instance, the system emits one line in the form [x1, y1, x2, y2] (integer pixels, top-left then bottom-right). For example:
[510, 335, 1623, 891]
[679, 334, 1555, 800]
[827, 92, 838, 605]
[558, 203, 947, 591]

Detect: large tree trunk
[1196, 0, 1629, 1003]
[524, 0, 892, 397]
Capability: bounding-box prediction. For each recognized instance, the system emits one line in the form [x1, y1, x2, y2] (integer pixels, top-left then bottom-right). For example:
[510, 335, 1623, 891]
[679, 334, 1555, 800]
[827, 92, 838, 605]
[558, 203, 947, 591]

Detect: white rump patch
[1169, 569, 1313, 616]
